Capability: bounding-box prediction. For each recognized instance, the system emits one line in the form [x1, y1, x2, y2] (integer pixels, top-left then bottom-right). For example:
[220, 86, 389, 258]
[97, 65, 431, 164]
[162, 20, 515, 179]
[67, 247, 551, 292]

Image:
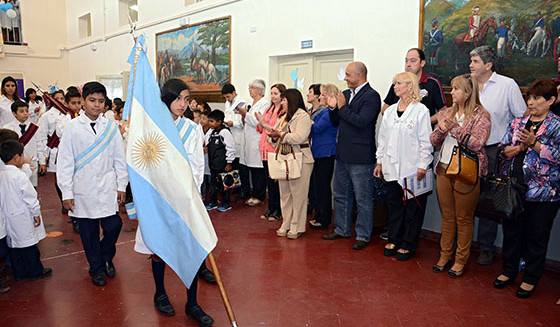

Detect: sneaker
[379, 231, 389, 241]
[217, 204, 231, 212]
[205, 203, 218, 211]
[477, 250, 494, 266]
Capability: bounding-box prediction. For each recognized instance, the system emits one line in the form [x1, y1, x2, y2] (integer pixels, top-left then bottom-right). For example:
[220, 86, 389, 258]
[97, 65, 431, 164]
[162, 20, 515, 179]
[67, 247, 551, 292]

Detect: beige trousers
[278, 163, 313, 234]
[436, 166, 480, 266]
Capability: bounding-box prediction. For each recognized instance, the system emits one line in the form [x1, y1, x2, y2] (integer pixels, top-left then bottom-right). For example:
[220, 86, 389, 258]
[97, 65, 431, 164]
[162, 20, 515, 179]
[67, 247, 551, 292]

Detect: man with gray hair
[469, 45, 526, 265]
[323, 61, 381, 250]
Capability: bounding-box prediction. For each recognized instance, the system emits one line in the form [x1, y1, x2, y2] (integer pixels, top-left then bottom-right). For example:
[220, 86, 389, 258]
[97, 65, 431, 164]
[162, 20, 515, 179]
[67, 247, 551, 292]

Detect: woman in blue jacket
[308, 84, 339, 229]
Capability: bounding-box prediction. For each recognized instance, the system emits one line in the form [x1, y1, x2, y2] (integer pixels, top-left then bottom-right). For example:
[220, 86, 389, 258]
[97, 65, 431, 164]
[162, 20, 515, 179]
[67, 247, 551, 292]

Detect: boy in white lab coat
[0, 140, 51, 281]
[2, 101, 45, 187]
[56, 81, 128, 287]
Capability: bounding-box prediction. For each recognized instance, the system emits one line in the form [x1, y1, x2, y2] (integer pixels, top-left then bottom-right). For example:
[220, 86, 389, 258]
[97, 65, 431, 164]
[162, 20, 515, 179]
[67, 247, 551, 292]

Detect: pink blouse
[257, 104, 282, 161]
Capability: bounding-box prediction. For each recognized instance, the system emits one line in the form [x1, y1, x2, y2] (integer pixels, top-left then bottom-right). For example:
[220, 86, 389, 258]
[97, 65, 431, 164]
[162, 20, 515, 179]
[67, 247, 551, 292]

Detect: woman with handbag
[255, 84, 286, 221]
[430, 74, 491, 278]
[308, 84, 339, 230]
[494, 79, 560, 298]
[374, 72, 433, 260]
[268, 89, 314, 239]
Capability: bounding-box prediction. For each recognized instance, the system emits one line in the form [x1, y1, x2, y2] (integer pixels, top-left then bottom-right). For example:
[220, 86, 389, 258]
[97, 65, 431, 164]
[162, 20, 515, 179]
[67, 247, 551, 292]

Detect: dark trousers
[210, 170, 230, 206]
[76, 214, 123, 276]
[386, 181, 429, 252]
[312, 156, 335, 227]
[10, 244, 44, 279]
[501, 201, 558, 285]
[201, 174, 211, 202]
[240, 164, 266, 201]
[477, 144, 499, 252]
[262, 161, 281, 214]
[308, 167, 317, 212]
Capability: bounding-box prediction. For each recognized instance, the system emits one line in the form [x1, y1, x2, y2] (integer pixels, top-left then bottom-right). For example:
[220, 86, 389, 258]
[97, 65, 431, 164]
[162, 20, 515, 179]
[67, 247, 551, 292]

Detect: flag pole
[207, 252, 238, 327]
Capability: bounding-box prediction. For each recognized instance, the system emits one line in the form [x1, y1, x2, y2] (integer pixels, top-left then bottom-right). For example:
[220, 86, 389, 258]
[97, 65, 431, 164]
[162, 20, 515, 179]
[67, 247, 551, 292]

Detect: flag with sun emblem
[123, 35, 217, 288]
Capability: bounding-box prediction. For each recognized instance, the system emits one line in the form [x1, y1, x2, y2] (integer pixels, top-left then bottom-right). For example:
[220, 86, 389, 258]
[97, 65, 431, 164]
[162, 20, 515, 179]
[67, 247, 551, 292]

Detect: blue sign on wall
[301, 40, 313, 49]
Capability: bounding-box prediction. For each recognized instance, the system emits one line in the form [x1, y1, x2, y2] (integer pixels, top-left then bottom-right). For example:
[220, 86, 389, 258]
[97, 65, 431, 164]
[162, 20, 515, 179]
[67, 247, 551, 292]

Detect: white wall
[1, 0, 70, 90]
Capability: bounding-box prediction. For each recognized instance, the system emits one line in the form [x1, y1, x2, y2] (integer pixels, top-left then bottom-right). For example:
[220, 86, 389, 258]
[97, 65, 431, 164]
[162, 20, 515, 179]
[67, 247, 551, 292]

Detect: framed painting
[419, 0, 560, 88]
[156, 16, 231, 102]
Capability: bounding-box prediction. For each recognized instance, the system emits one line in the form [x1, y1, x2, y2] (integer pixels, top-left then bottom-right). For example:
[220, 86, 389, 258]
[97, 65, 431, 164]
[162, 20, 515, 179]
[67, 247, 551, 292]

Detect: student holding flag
[56, 81, 128, 287]
[124, 35, 218, 326]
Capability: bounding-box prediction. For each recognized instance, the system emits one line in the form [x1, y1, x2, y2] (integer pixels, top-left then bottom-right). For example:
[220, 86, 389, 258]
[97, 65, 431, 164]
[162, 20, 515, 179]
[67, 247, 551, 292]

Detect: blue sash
[74, 120, 119, 173]
[177, 119, 195, 144]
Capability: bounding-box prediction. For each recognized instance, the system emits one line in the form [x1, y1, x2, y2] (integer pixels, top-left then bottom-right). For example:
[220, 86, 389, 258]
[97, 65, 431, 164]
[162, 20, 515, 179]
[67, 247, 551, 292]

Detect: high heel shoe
[493, 275, 514, 289]
[287, 232, 304, 239]
[276, 229, 288, 237]
[448, 266, 465, 278]
[384, 243, 397, 257]
[516, 283, 536, 299]
[432, 260, 453, 273]
[396, 249, 415, 261]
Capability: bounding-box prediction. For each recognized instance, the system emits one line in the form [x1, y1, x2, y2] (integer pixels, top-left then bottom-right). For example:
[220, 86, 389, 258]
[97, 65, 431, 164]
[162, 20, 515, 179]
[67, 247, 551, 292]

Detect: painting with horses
[156, 16, 231, 93]
[422, 0, 560, 87]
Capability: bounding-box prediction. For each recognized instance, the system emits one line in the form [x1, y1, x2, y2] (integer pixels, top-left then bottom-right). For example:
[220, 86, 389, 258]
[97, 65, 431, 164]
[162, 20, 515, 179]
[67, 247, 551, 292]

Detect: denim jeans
[333, 160, 375, 242]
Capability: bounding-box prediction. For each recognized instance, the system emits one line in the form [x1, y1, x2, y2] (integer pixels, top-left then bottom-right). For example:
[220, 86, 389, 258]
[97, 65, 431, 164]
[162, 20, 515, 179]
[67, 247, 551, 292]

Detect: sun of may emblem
[131, 132, 166, 170]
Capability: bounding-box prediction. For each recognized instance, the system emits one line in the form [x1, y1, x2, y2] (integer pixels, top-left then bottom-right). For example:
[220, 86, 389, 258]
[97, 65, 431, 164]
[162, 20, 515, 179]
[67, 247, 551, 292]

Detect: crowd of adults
[220, 45, 560, 300]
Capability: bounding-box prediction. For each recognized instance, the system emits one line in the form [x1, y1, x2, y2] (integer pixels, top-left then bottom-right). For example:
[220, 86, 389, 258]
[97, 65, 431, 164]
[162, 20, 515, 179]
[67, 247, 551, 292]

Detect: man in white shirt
[221, 84, 246, 199]
[469, 45, 526, 265]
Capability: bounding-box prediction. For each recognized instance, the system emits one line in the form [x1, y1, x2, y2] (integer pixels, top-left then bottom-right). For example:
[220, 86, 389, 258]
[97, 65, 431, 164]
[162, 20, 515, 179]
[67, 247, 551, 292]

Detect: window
[78, 13, 92, 39]
[97, 75, 124, 101]
[119, 0, 138, 26]
[1, 0, 23, 44]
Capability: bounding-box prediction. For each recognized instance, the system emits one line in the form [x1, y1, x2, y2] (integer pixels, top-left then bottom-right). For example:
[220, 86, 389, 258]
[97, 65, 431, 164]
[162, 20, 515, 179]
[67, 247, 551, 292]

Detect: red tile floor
[1, 173, 560, 326]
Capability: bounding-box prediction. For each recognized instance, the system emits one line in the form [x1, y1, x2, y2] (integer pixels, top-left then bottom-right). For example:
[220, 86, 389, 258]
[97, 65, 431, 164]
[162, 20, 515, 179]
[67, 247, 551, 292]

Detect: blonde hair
[319, 83, 340, 97]
[393, 72, 421, 103]
[449, 74, 488, 120]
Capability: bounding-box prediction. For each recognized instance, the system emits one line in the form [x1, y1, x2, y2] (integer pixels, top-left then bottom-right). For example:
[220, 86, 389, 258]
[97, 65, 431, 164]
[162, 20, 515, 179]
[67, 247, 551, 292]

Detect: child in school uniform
[0, 140, 51, 282]
[2, 101, 45, 187]
[205, 110, 236, 212]
[200, 111, 211, 201]
[56, 82, 128, 287]
[133, 79, 215, 325]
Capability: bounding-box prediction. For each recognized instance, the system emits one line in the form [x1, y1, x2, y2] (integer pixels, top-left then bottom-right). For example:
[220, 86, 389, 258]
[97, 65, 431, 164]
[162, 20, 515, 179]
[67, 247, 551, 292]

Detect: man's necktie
[90, 123, 96, 134]
[19, 124, 26, 135]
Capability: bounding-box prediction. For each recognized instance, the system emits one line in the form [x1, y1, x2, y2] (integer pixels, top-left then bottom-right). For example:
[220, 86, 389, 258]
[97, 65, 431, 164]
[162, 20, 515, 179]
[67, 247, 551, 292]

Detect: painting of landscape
[156, 16, 230, 97]
[423, 0, 560, 87]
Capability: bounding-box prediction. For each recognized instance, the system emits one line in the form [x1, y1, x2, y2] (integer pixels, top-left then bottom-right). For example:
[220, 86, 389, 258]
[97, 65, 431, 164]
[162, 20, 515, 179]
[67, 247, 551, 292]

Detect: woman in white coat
[374, 72, 433, 261]
[239, 79, 270, 205]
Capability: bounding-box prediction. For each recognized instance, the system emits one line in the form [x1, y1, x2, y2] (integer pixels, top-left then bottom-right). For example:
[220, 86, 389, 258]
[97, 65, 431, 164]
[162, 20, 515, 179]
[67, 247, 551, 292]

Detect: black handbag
[475, 154, 526, 222]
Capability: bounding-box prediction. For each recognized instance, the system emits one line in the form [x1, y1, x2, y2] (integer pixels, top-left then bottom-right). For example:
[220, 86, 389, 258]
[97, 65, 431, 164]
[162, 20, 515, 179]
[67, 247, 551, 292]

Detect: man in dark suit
[323, 62, 381, 250]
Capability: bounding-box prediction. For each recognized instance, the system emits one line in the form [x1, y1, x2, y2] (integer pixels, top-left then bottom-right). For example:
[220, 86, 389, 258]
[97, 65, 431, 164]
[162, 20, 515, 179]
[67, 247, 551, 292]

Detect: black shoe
[198, 267, 216, 284]
[433, 260, 453, 273]
[267, 211, 282, 221]
[448, 268, 464, 278]
[384, 244, 398, 257]
[397, 250, 415, 261]
[322, 231, 349, 240]
[72, 220, 80, 234]
[30, 268, 52, 281]
[104, 261, 116, 278]
[154, 294, 175, 316]
[91, 272, 106, 286]
[352, 240, 369, 250]
[516, 285, 536, 299]
[493, 276, 515, 289]
[477, 250, 494, 266]
[309, 222, 329, 230]
[185, 304, 214, 327]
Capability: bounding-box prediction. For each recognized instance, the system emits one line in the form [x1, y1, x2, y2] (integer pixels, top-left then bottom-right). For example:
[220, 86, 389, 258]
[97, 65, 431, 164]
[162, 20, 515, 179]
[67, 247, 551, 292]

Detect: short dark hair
[200, 111, 209, 117]
[65, 89, 82, 103]
[114, 100, 125, 115]
[207, 109, 225, 123]
[105, 97, 112, 109]
[11, 100, 28, 113]
[408, 48, 426, 61]
[221, 83, 236, 94]
[0, 139, 24, 163]
[66, 86, 80, 93]
[527, 79, 557, 101]
[82, 81, 107, 99]
[51, 90, 64, 98]
[0, 128, 19, 143]
[309, 84, 321, 96]
[161, 78, 190, 109]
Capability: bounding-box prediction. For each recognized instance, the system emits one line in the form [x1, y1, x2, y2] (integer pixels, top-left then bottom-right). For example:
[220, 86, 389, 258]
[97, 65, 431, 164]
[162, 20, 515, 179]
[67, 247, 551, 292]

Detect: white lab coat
[376, 101, 433, 182]
[133, 117, 205, 255]
[0, 165, 46, 248]
[2, 119, 44, 186]
[224, 96, 245, 158]
[239, 97, 269, 168]
[37, 108, 67, 172]
[56, 114, 128, 219]
[27, 100, 45, 125]
[0, 95, 16, 127]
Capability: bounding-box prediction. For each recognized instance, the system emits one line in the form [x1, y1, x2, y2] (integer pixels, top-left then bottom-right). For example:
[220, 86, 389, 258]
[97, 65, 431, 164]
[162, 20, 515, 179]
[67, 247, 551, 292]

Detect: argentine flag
[123, 35, 217, 287]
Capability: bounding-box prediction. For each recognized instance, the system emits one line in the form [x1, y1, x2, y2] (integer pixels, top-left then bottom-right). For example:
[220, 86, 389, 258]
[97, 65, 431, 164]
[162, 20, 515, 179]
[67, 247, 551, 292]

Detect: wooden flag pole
[207, 252, 238, 327]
